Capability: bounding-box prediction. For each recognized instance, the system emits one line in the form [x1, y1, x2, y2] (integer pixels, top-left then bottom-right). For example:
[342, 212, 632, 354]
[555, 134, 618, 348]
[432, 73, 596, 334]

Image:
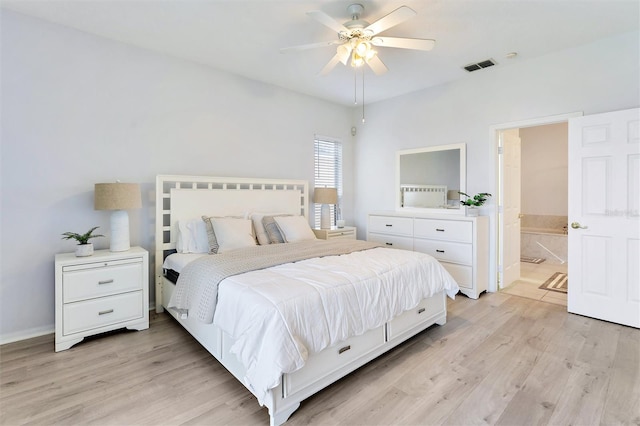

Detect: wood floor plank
[1, 293, 638, 426]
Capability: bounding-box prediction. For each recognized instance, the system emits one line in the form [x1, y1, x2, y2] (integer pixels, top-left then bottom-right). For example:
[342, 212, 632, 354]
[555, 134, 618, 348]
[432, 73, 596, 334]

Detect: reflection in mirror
[396, 143, 466, 214]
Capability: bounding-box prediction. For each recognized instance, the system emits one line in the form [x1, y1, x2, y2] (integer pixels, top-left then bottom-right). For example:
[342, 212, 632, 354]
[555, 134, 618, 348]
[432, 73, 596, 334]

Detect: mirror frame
[395, 143, 467, 215]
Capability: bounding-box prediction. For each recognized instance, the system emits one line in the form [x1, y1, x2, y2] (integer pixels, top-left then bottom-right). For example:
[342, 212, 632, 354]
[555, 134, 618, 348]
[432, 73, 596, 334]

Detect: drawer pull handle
[338, 345, 351, 355]
[98, 279, 114, 285]
[436, 249, 445, 253]
[385, 224, 393, 227]
[436, 228, 445, 232]
[385, 242, 393, 246]
[418, 308, 426, 314]
[98, 309, 114, 315]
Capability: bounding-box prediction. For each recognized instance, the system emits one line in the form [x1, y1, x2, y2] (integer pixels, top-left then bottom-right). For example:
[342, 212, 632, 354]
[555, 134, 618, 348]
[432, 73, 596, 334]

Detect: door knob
[571, 222, 588, 229]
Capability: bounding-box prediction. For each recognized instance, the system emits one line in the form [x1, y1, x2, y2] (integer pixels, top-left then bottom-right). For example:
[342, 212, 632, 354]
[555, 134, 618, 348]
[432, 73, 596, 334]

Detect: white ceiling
[3, 0, 639, 106]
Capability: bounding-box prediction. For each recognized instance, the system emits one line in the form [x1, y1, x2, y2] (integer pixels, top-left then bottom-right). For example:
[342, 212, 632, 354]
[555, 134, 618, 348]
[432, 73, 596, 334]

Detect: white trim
[490, 111, 583, 292]
[0, 325, 54, 345]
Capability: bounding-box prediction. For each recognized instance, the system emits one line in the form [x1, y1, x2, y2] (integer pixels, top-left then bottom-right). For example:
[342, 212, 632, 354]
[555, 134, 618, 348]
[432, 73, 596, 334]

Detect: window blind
[314, 136, 343, 229]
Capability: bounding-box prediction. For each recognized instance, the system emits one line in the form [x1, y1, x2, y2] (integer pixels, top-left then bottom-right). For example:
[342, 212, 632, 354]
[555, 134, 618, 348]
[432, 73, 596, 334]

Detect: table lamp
[314, 187, 338, 229]
[94, 182, 142, 252]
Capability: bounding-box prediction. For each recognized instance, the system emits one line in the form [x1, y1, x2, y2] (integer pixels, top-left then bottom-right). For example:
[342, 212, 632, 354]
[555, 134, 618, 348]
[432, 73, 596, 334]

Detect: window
[314, 136, 343, 228]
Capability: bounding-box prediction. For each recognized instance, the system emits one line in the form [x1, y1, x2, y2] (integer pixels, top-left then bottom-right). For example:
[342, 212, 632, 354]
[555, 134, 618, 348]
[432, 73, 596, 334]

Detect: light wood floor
[1, 292, 638, 425]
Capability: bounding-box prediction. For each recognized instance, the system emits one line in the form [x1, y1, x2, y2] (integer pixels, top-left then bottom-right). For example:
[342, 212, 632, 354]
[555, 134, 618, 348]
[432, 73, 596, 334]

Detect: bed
[154, 175, 459, 426]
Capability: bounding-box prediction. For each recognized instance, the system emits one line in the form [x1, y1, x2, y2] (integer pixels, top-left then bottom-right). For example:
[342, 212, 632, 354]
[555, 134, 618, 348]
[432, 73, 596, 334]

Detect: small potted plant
[458, 192, 492, 216]
[61, 226, 104, 257]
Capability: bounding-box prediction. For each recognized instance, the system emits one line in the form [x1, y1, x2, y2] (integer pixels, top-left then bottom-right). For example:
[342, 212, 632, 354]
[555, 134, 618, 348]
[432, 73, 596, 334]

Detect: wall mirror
[396, 143, 466, 214]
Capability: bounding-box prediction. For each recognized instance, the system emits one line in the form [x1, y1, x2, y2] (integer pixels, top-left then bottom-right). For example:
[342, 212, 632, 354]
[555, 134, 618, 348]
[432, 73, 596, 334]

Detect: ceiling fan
[281, 4, 435, 76]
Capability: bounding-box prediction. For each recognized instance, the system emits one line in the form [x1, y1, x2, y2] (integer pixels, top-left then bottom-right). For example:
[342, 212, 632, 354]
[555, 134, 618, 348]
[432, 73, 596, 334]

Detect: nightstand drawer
[326, 228, 355, 239]
[369, 215, 413, 236]
[414, 218, 472, 243]
[413, 239, 472, 264]
[63, 260, 143, 303]
[63, 291, 143, 335]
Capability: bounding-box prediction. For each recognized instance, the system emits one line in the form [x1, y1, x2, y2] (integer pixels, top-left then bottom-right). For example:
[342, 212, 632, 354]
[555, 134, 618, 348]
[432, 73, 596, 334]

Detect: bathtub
[521, 226, 567, 264]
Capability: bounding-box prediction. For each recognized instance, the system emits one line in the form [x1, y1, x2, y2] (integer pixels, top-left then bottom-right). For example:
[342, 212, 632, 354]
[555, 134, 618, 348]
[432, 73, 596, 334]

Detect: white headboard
[155, 175, 308, 310]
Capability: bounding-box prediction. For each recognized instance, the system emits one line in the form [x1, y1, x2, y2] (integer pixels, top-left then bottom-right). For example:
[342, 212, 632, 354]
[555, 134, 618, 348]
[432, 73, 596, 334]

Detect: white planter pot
[75, 243, 94, 257]
[466, 207, 479, 217]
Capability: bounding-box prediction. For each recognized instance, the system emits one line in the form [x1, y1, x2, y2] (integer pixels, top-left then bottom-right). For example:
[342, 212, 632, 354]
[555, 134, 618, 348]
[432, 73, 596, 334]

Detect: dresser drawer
[369, 215, 413, 236]
[387, 294, 445, 340]
[63, 291, 144, 335]
[284, 326, 385, 396]
[368, 233, 413, 250]
[413, 239, 472, 265]
[414, 218, 472, 243]
[441, 262, 473, 289]
[63, 260, 143, 303]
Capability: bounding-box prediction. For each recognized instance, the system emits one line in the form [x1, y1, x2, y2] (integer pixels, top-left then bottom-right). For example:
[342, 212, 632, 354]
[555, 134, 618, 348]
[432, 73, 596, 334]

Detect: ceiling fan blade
[364, 6, 416, 36]
[280, 40, 342, 53]
[307, 10, 348, 33]
[366, 55, 388, 75]
[319, 54, 341, 76]
[371, 37, 435, 51]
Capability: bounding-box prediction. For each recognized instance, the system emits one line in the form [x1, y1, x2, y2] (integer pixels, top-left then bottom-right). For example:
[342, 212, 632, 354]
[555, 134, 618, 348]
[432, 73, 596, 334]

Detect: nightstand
[54, 247, 149, 352]
[313, 226, 357, 240]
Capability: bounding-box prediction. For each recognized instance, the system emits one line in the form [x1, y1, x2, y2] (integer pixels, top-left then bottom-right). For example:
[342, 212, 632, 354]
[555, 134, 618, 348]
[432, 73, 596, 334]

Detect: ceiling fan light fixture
[351, 52, 365, 67]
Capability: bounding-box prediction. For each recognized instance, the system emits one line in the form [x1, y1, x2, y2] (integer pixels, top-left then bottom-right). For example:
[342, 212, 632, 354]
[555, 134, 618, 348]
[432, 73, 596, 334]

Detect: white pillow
[176, 219, 209, 253]
[274, 216, 316, 243]
[209, 218, 256, 253]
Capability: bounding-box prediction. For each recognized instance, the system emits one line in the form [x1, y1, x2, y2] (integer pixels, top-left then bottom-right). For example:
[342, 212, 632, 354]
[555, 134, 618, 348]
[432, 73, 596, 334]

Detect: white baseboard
[0, 325, 54, 345]
[0, 306, 158, 346]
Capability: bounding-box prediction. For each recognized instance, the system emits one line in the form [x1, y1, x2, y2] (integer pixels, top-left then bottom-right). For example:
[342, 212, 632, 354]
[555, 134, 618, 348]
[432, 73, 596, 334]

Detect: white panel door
[568, 108, 640, 328]
[501, 129, 522, 288]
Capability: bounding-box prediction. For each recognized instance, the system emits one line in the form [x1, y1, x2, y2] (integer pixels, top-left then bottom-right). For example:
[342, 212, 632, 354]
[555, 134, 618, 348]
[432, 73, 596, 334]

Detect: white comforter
[212, 246, 459, 404]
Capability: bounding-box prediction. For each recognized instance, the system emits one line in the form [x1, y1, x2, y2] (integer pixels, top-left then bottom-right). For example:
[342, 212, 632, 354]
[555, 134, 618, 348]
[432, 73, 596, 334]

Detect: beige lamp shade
[314, 187, 338, 204]
[94, 183, 142, 210]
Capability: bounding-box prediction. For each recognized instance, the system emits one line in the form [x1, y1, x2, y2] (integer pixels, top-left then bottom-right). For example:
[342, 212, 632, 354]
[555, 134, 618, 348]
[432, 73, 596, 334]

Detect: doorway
[493, 112, 582, 306]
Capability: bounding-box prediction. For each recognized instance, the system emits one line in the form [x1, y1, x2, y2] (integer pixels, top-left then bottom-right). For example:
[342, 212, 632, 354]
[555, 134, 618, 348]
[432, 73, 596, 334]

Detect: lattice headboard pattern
[400, 184, 448, 208]
[154, 175, 308, 310]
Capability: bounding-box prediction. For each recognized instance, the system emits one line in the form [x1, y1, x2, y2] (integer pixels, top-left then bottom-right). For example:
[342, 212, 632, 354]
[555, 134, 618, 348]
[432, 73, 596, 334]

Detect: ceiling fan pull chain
[354, 67, 358, 105]
[362, 67, 366, 123]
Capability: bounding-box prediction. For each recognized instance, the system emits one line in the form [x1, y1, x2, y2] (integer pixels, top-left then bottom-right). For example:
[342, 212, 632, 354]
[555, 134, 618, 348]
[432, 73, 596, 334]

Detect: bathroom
[503, 122, 569, 305]
[520, 123, 568, 265]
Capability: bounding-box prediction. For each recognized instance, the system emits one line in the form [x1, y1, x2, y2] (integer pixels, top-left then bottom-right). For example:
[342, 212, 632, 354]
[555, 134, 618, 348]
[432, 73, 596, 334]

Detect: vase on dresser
[75, 243, 94, 257]
[465, 207, 479, 217]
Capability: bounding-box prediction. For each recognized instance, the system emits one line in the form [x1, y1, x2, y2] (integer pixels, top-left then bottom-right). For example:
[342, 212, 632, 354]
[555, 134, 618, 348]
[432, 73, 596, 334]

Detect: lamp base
[110, 210, 131, 252]
[320, 204, 331, 229]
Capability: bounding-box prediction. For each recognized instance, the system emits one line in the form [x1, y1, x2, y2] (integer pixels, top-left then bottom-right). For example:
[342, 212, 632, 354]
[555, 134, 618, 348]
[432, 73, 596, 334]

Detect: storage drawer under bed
[283, 325, 385, 397]
[386, 293, 445, 340]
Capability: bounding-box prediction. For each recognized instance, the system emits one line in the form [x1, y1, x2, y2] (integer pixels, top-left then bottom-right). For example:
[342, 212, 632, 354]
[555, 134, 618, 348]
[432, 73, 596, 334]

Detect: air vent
[463, 58, 497, 72]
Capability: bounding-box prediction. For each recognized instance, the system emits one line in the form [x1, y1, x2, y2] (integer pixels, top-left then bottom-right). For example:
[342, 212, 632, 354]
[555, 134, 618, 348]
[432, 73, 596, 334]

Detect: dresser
[368, 212, 488, 299]
[55, 247, 149, 351]
[313, 226, 357, 240]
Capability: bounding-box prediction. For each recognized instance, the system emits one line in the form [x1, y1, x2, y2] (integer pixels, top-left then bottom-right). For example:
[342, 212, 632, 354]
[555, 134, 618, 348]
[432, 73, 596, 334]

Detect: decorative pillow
[176, 219, 209, 254]
[251, 212, 289, 245]
[201, 216, 220, 254]
[262, 216, 285, 244]
[274, 215, 317, 243]
[208, 217, 256, 253]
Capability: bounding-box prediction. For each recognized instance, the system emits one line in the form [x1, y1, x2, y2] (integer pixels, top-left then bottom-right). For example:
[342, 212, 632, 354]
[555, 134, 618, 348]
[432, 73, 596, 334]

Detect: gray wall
[0, 11, 353, 342]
